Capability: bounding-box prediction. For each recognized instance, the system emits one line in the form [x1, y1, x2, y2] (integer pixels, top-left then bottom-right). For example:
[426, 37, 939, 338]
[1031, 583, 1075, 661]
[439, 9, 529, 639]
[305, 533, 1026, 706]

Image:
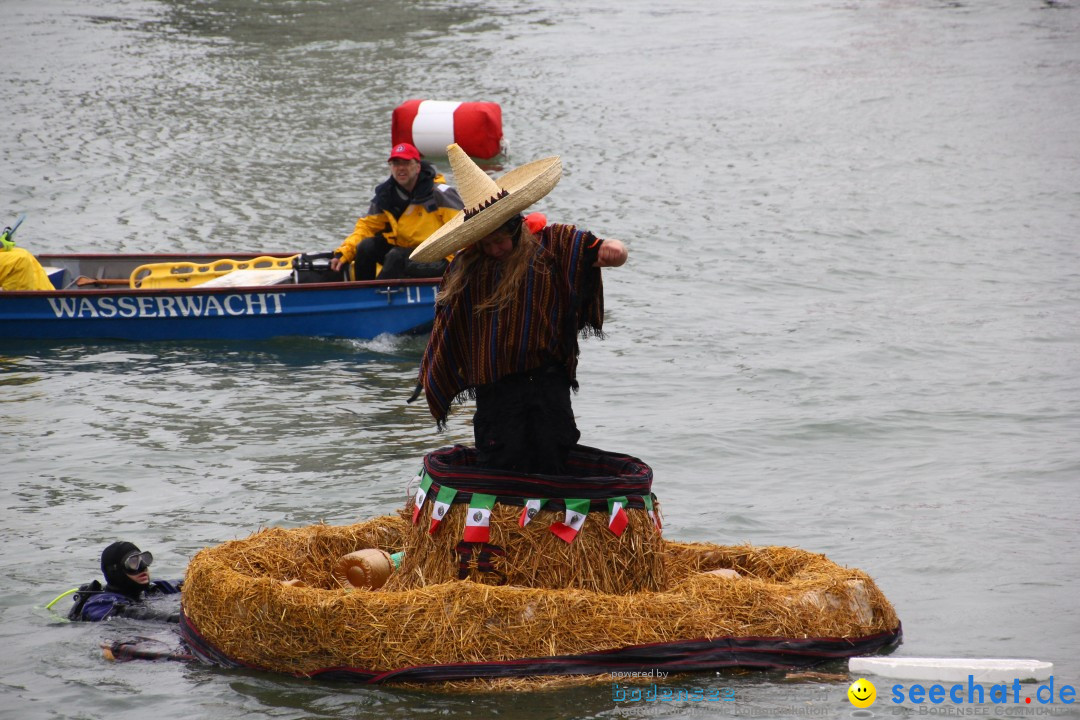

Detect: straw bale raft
[181, 514, 900, 685]
[179, 446, 900, 686]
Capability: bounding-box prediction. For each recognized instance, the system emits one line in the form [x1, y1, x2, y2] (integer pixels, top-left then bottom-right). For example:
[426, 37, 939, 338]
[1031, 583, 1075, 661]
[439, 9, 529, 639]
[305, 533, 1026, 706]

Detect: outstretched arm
[594, 238, 628, 268]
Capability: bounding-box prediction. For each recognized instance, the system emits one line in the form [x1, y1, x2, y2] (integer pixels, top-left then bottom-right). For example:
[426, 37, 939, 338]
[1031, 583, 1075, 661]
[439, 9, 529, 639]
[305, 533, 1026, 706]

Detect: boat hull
[0, 253, 439, 341]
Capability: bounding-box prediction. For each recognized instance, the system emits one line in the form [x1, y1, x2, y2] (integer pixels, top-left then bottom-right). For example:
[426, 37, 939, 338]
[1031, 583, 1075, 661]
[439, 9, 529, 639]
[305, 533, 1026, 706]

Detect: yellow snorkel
[44, 588, 78, 611]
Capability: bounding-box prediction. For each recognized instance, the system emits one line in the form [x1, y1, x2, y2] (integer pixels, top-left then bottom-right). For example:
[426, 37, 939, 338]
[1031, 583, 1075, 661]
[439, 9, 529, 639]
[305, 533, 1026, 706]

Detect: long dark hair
[437, 218, 542, 313]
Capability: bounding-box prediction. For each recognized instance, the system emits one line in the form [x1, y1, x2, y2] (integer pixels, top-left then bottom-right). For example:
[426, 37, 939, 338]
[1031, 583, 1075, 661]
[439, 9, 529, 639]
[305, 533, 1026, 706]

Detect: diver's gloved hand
[113, 603, 180, 623]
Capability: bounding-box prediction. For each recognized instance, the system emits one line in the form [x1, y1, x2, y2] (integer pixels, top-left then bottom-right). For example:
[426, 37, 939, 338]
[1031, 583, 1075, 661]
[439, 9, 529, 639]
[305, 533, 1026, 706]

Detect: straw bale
[181, 515, 899, 683]
[386, 501, 665, 593]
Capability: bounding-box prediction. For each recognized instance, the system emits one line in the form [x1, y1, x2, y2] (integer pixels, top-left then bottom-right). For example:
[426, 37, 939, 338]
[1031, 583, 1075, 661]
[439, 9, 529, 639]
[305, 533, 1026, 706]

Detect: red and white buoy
[392, 100, 504, 160]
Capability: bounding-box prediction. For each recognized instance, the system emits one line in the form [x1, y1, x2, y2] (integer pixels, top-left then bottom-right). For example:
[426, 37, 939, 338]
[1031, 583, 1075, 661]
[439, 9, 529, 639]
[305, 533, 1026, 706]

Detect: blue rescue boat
[0, 253, 439, 341]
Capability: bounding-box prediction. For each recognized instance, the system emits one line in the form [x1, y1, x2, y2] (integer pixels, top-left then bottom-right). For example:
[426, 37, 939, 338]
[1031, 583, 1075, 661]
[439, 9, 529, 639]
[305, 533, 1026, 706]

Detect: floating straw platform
[180, 446, 900, 686]
[181, 518, 900, 685]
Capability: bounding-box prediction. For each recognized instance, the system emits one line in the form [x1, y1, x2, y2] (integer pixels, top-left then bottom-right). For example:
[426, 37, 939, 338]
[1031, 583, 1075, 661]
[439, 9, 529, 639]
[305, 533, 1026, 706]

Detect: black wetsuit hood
[101, 541, 149, 600]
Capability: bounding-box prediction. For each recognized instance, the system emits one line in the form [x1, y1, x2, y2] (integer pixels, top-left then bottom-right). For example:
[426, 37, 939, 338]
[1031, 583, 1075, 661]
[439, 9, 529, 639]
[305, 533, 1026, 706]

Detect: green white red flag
[518, 498, 548, 527]
[411, 472, 433, 525]
[607, 496, 629, 536]
[643, 494, 662, 533]
[462, 493, 497, 543]
[428, 485, 458, 535]
[550, 498, 590, 543]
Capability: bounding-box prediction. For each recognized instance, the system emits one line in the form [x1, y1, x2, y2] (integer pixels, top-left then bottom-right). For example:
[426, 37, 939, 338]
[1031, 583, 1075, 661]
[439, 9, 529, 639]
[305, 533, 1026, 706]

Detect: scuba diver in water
[67, 542, 183, 622]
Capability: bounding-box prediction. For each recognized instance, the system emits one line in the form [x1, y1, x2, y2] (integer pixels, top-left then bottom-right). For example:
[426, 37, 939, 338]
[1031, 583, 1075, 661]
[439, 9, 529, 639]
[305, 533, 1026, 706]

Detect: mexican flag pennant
[518, 498, 548, 527]
[643, 494, 662, 533]
[428, 485, 458, 535]
[462, 493, 497, 543]
[411, 472, 433, 525]
[607, 496, 629, 537]
[550, 498, 591, 543]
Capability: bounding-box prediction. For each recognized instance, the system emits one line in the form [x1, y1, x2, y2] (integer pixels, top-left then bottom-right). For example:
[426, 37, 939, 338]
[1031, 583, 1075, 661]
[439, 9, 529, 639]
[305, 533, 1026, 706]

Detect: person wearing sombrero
[410, 144, 628, 475]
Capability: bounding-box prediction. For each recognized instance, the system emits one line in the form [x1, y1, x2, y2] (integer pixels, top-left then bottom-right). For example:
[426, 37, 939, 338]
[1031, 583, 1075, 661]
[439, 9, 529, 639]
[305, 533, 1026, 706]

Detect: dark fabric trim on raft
[180, 613, 246, 668]
[423, 444, 653, 500]
[179, 613, 902, 684]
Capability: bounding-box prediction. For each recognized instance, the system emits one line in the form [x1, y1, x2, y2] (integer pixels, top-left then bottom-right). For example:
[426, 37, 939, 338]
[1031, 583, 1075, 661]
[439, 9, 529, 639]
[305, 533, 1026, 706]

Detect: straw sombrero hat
[409, 143, 561, 262]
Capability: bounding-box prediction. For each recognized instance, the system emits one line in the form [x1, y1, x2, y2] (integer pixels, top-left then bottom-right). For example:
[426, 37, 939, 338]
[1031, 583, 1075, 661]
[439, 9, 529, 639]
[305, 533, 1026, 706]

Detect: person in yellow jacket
[0, 217, 54, 291]
[330, 143, 464, 280]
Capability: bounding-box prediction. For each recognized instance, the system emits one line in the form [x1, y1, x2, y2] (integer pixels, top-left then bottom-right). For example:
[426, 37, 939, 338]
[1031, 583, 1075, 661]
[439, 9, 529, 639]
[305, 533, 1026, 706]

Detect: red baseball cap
[389, 142, 421, 161]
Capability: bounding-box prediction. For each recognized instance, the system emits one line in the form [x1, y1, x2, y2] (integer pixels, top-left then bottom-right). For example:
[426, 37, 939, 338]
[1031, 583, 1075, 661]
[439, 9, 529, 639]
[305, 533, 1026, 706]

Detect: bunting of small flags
[411, 472, 433, 525]
[607, 496, 629, 536]
[518, 498, 548, 527]
[643, 494, 662, 533]
[550, 498, 590, 543]
[462, 493, 497, 543]
[428, 485, 458, 535]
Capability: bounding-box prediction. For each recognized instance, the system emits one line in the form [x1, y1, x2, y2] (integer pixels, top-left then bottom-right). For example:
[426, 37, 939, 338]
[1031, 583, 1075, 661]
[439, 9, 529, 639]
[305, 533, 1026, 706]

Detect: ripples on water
[2, 0, 1079, 719]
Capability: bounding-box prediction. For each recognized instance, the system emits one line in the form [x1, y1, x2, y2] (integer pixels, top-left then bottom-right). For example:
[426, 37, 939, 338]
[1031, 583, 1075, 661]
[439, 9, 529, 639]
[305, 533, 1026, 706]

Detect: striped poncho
[418, 223, 606, 426]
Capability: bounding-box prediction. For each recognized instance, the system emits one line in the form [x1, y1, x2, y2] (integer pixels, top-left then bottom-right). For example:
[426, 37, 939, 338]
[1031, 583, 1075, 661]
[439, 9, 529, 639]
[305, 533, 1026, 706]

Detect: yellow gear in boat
[129, 255, 298, 289]
[0, 247, 55, 291]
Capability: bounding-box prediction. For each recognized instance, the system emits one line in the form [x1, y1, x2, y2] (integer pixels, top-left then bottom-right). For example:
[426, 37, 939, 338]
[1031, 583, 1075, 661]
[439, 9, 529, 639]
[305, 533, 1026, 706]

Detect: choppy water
[2, 1, 1079, 718]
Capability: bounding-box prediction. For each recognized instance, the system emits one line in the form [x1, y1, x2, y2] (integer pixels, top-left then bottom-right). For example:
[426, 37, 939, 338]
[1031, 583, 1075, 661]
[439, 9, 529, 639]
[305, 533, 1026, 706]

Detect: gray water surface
[2, 1, 1079, 718]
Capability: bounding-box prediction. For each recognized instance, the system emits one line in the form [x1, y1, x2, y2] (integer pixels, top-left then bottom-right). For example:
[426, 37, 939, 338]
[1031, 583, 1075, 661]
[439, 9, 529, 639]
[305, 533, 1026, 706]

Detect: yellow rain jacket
[335, 163, 463, 263]
[0, 247, 54, 291]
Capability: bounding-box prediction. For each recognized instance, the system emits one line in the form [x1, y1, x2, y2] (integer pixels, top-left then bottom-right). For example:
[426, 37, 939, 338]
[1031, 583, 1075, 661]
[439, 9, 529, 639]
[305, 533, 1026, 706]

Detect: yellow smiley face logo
[848, 678, 877, 708]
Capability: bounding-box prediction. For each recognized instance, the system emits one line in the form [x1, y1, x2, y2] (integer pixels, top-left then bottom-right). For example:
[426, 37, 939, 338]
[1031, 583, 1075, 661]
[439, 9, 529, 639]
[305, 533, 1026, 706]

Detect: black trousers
[473, 366, 580, 475]
[379, 246, 448, 279]
[354, 238, 447, 280]
[352, 236, 390, 280]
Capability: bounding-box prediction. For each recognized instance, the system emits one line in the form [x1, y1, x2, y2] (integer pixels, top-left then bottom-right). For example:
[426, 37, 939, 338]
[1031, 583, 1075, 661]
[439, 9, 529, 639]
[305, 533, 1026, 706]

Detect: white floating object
[198, 269, 294, 287]
[850, 657, 1053, 683]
